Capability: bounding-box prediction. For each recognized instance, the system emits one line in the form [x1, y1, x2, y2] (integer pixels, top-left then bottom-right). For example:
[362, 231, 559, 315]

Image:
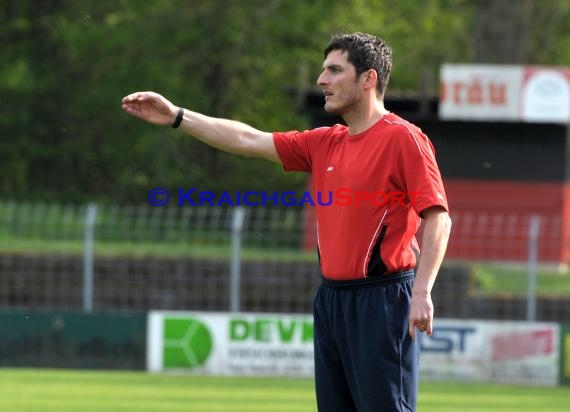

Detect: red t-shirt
[273, 113, 449, 280]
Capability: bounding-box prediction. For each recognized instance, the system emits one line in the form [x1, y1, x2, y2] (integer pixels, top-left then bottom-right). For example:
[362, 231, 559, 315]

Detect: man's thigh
[314, 276, 419, 412]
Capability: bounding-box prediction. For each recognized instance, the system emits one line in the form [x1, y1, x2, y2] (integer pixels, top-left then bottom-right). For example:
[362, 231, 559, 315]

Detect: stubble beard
[324, 92, 359, 117]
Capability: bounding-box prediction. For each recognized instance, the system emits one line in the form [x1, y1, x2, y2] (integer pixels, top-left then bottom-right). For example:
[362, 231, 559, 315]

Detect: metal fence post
[230, 207, 245, 312]
[83, 203, 98, 312]
[526, 214, 540, 321]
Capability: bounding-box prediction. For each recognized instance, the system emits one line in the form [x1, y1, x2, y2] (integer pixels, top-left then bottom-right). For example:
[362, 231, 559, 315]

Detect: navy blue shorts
[313, 270, 418, 412]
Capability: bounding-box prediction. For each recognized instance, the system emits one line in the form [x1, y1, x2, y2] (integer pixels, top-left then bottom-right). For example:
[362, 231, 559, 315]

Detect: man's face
[317, 50, 363, 116]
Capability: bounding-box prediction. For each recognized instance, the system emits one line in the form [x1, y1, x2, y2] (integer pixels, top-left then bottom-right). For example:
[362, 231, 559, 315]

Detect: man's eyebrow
[322, 63, 344, 70]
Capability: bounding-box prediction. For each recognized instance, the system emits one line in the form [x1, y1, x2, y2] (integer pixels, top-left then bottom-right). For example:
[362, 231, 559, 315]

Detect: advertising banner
[439, 64, 522, 121]
[419, 319, 559, 386]
[147, 312, 314, 376]
[439, 64, 570, 124]
[147, 312, 560, 385]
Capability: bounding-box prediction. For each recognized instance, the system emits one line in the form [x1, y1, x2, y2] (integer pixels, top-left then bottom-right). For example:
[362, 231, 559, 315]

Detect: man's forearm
[122, 92, 279, 162]
[177, 109, 279, 162]
[413, 209, 452, 296]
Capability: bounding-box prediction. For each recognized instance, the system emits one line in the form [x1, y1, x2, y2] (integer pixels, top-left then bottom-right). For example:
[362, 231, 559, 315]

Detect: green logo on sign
[163, 318, 213, 369]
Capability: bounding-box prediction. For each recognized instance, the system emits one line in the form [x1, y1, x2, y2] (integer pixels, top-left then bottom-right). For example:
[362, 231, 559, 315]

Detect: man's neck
[344, 99, 390, 135]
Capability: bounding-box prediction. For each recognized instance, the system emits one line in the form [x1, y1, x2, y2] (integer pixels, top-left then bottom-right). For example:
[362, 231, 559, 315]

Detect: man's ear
[362, 69, 378, 91]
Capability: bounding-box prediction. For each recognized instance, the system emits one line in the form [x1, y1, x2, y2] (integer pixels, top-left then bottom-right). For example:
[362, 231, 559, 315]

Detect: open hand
[122, 91, 178, 126]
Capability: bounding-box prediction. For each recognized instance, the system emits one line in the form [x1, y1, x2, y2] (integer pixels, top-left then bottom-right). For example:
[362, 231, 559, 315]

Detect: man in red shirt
[123, 32, 451, 412]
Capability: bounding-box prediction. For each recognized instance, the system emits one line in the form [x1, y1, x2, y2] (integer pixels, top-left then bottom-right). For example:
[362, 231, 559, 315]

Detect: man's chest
[313, 137, 398, 192]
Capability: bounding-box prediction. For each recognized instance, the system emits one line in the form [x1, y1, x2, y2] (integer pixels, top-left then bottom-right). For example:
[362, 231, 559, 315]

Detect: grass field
[472, 263, 570, 297]
[0, 369, 568, 412]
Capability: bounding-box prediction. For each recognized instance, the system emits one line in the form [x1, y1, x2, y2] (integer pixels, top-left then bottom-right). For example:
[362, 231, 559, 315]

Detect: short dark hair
[324, 32, 392, 97]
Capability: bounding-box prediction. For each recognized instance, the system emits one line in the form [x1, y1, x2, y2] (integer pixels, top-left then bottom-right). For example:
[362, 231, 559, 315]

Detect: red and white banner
[439, 64, 570, 124]
[419, 319, 559, 386]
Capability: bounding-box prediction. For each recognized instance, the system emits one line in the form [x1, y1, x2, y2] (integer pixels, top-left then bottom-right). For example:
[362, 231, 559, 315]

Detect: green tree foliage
[0, 0, 568, 204]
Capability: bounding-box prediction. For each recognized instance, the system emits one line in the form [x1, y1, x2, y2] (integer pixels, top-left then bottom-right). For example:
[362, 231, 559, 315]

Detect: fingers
[122, 104, 142, 116]
[122, 93, 144, 104]
[122, 93, 138, 104]
[419, 320, 432, 337]
[121, 92, 150, 117]
[409, 318, 432, 339]
[121, 91, 154, 104]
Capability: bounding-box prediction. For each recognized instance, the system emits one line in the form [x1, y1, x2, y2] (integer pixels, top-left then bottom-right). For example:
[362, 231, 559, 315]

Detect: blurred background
[1, 0, 570, 397]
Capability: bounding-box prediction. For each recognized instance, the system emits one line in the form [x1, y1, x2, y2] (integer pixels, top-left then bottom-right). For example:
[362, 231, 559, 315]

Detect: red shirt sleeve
[394, 126, 449, 216]
[273, 127, 330, 172]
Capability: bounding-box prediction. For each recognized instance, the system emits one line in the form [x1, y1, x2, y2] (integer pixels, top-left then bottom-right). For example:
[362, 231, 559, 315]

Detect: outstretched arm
[121, 91, 280, 163]
[408, 207, 452, 339]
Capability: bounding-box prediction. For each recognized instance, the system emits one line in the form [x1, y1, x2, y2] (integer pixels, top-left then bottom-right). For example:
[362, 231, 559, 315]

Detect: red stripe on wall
[444, 180, 569, 263]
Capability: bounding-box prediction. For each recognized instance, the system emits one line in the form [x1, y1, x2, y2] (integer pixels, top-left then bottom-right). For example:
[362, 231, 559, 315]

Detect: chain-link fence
[1, 200, 569, 321]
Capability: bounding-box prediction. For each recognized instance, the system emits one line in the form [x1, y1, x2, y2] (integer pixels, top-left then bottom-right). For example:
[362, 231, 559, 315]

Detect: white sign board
[439, 64, 522, 121]
[147, 311, 314, 376]
[419, 319, 559, 386]
[522, 69, 570, 123]
[147, 312, 560, 386]
[440, 64, 570, 124]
